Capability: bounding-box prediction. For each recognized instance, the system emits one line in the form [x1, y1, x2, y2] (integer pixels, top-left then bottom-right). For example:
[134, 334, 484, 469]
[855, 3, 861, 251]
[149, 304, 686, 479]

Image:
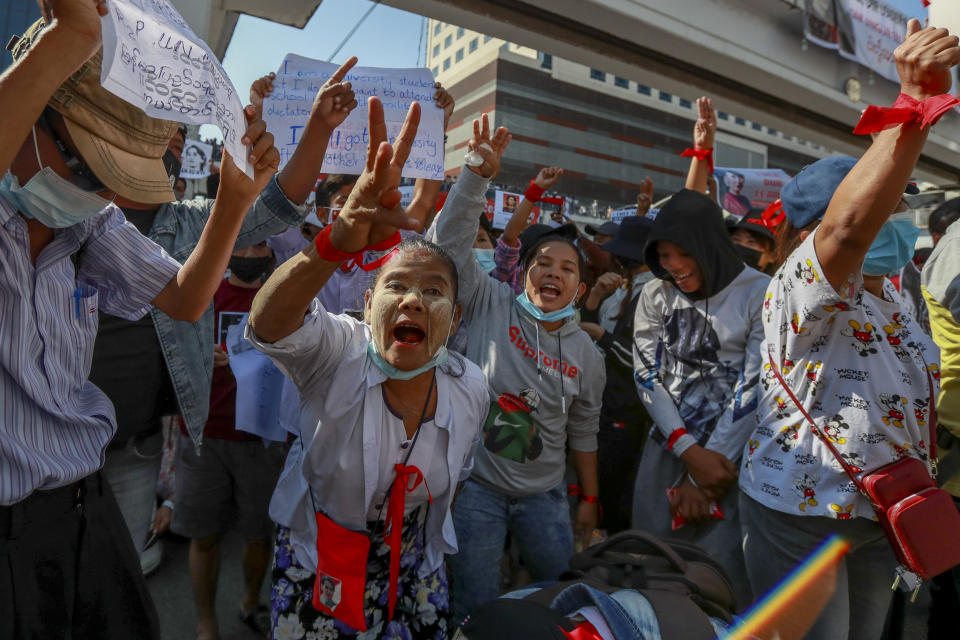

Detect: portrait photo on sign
[501, 192, 519, 214]
[180, 139, 213, 180]
[318, 574, 342, 611]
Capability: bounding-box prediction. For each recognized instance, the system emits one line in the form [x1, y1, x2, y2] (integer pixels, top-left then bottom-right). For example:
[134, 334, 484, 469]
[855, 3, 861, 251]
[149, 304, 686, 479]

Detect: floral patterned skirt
[271, 506, 450, 639]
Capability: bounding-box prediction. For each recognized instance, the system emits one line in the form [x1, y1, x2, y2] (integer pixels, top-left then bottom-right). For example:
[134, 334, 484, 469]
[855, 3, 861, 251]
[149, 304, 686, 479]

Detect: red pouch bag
[886, 487, 960, 579]
[312, 511, 371, 632]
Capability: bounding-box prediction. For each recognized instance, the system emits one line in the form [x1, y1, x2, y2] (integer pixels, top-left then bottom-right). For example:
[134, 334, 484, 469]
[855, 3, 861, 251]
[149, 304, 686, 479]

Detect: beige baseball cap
[9, 19, 178, 204]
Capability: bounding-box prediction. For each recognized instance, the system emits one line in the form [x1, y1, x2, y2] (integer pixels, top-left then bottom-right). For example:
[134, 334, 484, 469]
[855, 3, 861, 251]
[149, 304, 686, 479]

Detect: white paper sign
[398, 185, 416, 209]
[179, 138, 212, 179]
[226, 318, 287, 442]
[929, 1, 960, 34]
[265, 54, 444, 179]
[610, 206, 636, 224]
[99, 0, 253, 178]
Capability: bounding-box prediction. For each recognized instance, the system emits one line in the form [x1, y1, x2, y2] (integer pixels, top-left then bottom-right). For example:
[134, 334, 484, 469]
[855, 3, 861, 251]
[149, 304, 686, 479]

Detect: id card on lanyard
[308, 372, 436, 632]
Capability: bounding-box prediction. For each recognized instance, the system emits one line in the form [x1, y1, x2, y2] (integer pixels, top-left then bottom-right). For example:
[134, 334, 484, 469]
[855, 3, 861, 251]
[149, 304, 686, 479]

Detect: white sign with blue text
[265, 54, 444, 179]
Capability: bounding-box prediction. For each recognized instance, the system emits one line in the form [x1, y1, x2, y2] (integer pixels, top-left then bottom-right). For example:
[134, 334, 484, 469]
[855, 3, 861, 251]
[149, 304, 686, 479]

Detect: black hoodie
[643, 189, 745, 298]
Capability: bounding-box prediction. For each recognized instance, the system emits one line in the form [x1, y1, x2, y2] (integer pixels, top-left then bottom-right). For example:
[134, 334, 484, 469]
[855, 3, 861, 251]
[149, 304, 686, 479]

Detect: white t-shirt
[367, 399, 450, 521]
[740, 231, 940, 519]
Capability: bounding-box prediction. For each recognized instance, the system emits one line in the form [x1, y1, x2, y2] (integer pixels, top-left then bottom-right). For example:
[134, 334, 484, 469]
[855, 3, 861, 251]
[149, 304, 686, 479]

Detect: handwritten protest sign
[180, 139, 212, 179]
[226, 317, 287, 443]
[265, 54, 443, 179]
[99, 0, 253, 178]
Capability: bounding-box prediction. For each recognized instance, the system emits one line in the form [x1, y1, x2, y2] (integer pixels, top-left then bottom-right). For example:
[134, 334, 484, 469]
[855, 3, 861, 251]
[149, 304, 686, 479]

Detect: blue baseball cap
[780, 156, 919, 229]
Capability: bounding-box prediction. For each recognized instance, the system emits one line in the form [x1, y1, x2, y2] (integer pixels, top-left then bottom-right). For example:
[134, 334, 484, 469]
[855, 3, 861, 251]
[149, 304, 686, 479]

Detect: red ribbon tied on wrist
[681, 147, 714, 175]
[525, 180, 545, 203]
[853, 92, 960, 135]
[384, 463, 432, 619]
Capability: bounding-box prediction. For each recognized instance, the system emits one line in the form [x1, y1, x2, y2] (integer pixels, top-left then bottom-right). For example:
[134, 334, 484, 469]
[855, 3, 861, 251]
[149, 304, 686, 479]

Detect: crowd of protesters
[5, 2, 960, 639]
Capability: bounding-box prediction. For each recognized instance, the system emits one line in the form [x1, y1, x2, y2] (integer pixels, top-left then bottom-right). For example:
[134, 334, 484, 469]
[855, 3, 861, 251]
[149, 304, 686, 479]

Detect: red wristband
[524, 180, 545, 203]
[314, 224, 356, 263]
[854, 92, 960, 135]
[580, 494, 600, 504]
[666, 428, 689, 451]
[681, 146, 714, 175]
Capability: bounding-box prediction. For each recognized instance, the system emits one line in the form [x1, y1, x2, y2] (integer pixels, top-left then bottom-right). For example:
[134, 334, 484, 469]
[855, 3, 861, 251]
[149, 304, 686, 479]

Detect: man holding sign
[0, 2, 298, 638]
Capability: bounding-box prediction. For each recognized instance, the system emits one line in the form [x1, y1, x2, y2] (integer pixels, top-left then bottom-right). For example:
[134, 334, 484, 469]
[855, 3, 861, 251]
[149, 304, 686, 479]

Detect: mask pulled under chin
[515, 291, 577, 322]
[366, 312, 456, 380]
[0, 169, 111, 228]
[862, 213, 920, 277]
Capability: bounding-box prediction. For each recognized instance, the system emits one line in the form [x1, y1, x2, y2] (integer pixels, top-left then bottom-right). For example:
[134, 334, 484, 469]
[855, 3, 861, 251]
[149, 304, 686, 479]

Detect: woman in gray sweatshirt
[431, 117, 605, 623]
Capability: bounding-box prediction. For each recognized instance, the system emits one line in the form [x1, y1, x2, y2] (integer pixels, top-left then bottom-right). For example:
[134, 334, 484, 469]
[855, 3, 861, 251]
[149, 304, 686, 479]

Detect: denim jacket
[147, 175, 306, 450]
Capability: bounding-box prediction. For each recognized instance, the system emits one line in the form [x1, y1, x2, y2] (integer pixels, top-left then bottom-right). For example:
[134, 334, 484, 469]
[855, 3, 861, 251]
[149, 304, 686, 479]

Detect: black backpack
[524, 530, 737, 640]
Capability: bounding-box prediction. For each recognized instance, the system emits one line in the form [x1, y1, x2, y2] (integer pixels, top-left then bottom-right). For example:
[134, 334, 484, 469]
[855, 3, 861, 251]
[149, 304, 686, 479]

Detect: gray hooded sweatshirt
[431, 167, 604, 496]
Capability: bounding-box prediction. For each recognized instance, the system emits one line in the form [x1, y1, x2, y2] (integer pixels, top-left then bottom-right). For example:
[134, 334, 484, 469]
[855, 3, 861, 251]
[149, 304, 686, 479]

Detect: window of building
[637, 84, 651, 95]
[614, 76, 628, 88]
[432, 66, 439, 76]
[718, 111, 729, 120]
[444, 35, 452, 48]
[455, 48, 464, 62]
[751, 122, 762, 131]
[484, 35, 492, 43]
[590, 68, 606, 81]
[540, 52, 553, 69]
[679, 98, 692, 108]
[735, 116, 746, 125]
[659, 91, 672, 102]
[457, 27, 465, 38]
[433, 45, 440, 58]
[767, 127, 778, 135]
[469, 38, 478, 53]
[434, 22, 442, 35]
[443, 58, 450, 71]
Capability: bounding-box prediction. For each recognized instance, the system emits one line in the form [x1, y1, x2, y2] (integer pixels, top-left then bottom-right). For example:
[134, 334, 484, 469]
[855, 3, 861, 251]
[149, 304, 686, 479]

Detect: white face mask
[0, 127, 111, 228]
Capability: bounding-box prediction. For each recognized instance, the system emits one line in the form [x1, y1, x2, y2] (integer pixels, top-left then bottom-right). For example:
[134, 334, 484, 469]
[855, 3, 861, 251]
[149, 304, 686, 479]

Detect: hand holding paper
[218, 105, 279, 206]
[41, 0, 108, 57]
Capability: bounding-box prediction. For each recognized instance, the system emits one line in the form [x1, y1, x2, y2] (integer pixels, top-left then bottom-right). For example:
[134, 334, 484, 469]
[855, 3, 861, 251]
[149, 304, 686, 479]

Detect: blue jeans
[449, 478, 573, 623]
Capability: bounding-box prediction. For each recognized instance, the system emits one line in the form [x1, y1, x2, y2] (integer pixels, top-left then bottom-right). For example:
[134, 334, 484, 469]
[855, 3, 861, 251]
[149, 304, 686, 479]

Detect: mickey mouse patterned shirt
[739, 231, 940, 520]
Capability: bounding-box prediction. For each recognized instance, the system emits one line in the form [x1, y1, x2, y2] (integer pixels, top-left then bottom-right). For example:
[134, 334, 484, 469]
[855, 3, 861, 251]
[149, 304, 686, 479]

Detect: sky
[200, 0, 427, 141]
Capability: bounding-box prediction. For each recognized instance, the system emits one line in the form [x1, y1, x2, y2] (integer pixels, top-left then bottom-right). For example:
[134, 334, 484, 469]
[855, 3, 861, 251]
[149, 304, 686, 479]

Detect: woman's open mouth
[539, 283, 562, 302]
[392, 322, 426, 346]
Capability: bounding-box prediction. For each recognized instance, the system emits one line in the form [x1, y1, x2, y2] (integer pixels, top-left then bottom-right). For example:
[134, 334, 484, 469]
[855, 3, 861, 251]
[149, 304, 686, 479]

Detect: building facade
[427, 19, 825, 210]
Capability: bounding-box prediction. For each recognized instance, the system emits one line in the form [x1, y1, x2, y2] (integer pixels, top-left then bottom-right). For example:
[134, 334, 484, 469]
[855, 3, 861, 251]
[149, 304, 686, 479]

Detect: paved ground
[147, 531, 270, 640]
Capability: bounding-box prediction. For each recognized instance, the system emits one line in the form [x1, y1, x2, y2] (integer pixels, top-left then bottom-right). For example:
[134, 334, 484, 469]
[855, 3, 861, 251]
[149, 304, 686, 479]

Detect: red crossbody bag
[768, 352, 960, 600]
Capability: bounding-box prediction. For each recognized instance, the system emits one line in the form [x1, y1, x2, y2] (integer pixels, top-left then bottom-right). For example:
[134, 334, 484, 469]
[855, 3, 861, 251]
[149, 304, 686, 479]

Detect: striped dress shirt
[0, 197, 181, 505]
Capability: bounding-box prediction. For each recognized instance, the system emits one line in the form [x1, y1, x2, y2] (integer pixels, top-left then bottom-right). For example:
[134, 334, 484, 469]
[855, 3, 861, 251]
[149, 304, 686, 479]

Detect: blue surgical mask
[474, 248, 496, 273]
[0, 128, 111, 228]
[367, 313, 455, 380]
[515, 291, 578, 322]
[862, 213, 920, 276]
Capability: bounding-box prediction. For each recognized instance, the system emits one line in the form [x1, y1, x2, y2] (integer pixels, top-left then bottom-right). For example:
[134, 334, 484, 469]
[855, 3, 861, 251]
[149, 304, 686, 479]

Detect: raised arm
[272, 58, 359, 205]
[502, 167, 564, 246]
[406, 83, 456, 231]
[151, 106, 281, 321]
[248, 98, 422, 343]
[0, 1, 107, 176]
[432, 115, 512, 319]
[817, 21, 960, 290]
[684, 97, 716, 195]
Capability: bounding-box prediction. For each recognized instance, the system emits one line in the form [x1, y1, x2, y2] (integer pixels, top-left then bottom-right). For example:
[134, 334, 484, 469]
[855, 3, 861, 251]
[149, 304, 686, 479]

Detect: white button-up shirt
[247, 301, 488, 575]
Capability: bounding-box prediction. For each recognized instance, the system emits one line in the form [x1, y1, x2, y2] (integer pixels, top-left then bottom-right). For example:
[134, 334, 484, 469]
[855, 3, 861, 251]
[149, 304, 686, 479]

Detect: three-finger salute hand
[314, 56, 359, 130]
[896, 19, 960, 101]
[466, 113, 511, 180]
